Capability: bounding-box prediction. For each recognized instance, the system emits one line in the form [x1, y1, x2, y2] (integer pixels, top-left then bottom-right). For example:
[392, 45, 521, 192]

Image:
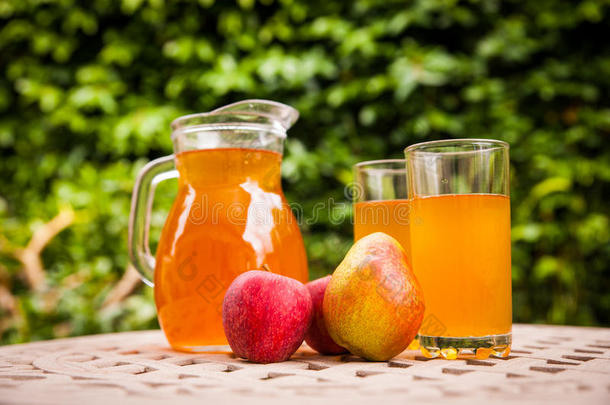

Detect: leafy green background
[1, 0, 609, 344]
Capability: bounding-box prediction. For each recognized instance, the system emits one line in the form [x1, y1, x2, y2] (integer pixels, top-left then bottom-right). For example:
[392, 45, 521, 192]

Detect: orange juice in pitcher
[128, 101, 308, 351]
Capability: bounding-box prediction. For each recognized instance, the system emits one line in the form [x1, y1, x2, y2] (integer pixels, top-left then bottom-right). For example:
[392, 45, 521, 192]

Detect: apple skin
[304, 276, 348, 355]
[222, 270, 313, 363]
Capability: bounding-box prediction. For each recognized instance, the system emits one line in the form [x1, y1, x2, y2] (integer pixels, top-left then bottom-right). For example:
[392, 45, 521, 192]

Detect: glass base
[418, 333, 511, 360]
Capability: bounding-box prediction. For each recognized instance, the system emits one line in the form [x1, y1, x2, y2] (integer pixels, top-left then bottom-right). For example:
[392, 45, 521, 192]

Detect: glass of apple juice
[405, 139, 512, 359]
[353, 159, 412, 267]
[352, 159, 424, 350]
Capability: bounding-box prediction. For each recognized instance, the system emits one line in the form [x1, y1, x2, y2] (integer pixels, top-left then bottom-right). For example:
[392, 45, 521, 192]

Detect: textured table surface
[0, 324, 609, 404]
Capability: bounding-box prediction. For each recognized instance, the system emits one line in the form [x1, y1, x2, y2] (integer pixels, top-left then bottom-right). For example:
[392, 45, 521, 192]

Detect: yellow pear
[323, 232, 425, 361]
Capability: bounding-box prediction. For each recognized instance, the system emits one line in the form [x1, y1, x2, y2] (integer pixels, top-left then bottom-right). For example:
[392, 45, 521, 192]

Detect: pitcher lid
[170, 99, 299, 136]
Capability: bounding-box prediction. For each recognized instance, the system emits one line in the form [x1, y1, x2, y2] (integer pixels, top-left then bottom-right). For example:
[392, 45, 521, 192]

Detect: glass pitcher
[128, 100, 309, 352]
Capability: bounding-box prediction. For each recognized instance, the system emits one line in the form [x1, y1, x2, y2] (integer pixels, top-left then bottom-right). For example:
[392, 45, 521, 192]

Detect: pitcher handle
[128, 155, 177, 286]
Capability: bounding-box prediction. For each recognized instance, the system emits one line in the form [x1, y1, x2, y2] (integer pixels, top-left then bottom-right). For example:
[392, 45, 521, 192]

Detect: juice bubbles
[409, 193, 512, 337]
[154, 148, 308, 351]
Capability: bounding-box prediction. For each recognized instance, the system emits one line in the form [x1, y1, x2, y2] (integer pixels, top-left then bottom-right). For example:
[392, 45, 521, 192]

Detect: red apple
[222, 270, 313, 363]
[304, 276, 348, 355]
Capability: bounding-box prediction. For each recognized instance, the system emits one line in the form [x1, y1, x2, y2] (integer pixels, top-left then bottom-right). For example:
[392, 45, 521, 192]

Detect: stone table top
[0, 324, 609, 404]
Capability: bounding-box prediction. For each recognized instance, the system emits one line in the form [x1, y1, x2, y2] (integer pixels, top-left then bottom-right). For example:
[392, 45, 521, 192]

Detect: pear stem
[261, 264, 271, 272]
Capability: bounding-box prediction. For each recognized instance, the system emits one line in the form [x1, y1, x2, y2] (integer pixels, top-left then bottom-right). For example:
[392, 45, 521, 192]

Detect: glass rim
[354, 158, 406, 169]
[404, 138, 509, 156]
[353, 158, 405, 167]
[353, 159, 407, 175]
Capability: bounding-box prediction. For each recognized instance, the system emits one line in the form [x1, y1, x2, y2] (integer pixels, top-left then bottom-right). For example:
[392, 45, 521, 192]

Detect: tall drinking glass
[353, 159, 411, 267]
[405, 139, 511, 359]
